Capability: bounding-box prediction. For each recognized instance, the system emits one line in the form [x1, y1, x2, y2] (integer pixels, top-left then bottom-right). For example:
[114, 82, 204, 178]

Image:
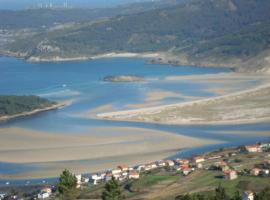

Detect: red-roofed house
[224, 170, 237, 180]
[182, 166, 192, 176]
[118, 165, 129, 172]
[128, 171, 140, 179]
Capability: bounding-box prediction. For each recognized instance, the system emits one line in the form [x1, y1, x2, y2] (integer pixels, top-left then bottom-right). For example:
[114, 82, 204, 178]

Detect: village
[1, 142, 270, 200]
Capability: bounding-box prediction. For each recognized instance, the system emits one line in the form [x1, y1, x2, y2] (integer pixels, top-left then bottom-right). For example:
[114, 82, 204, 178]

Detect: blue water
[0, 57, 269, 186]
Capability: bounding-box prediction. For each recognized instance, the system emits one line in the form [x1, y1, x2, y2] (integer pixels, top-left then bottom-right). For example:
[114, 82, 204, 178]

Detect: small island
[103, 75, 145, 82]
[0, 95, 65, 122]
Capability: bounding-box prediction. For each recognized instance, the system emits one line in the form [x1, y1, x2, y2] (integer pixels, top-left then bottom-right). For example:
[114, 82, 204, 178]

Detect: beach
[97, 82, 270, 125]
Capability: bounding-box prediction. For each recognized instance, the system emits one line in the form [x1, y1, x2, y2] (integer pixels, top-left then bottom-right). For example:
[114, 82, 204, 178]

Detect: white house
[128, 171, 140, 179]
[193, 156, 205, 163]
[111, 169, 122, 175]
[105, 173, 113, 182]
[91, 174, 103, 185]
[243, 191, 254, 200]
[0, 193, 6, 200]
[244, 145, 262, 153]
[76, 174, 82, 184]
[38, 192, 50, 199]
[113, 173, 121, 180]
[165, 160, 175, 167]
[145, 163, 157, 171]
[157, 160, 167, 167]
[224, 170, 238, 180]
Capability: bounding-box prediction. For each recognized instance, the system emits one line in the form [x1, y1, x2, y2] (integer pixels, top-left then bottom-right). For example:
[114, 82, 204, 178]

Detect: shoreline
[97, 82, 270, 125]
[0, 51, 161, 63]
[0, 51, 236, 71]
[0, 101, 71, 123]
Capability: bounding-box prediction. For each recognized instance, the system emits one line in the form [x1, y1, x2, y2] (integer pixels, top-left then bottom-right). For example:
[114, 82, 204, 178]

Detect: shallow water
[0, 57, 269, 186]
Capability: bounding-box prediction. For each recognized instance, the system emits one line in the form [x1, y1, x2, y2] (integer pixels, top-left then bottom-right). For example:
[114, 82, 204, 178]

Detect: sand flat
[0, 127, 220, 163]
[0, 126, 221, 179]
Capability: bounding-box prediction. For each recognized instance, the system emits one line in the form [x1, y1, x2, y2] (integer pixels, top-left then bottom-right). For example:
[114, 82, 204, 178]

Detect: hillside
[5, 0, 270, 72]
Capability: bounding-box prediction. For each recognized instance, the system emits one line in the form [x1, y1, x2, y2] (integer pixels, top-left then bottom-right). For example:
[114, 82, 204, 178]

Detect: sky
[0, 0, 151, 10]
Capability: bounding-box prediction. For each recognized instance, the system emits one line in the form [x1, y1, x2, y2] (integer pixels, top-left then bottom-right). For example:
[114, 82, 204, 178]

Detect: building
[243, 191, 254, 200]
[111, 169, 122, 175]
[175, 159, 190, 165]
[182, 166, 192, 176]
[128, 171, 140, 179]
[112, 173, 121, 180]
[118, 165, 129, 172]
[250, 168, 261, 176]
[75, 174, 82, 188]
[157, 160, 167, 167]
[165, 160, 175, 167]
[224, 170, 238, 180]
[207, 155, 222, 160]
[41, 187, 52, 194]
[135, 165, 145, 172]
[105, 173, 113, 182]
[0, 194, 6, 200]
[91, 174, 103, 185]
[38, 192, 50, 199]
[196, 163, 203, 169]
[244, 145, 262, 153]
[193, 156, 205, 163]
[37, 188, 52, 199]
[82, 177, 89, 183]
[76, 174, 82, 184]
[145, 163, 157, 171]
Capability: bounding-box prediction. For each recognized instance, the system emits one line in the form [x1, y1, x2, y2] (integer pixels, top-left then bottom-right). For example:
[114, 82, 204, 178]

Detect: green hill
[6, 0, 270, 72]
[0, 95, 56, 116]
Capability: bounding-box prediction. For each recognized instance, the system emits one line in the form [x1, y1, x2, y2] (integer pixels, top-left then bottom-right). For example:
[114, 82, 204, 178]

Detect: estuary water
[0, 56, 270, 186]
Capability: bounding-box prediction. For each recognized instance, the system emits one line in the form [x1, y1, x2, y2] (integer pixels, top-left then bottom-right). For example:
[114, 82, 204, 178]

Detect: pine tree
[102, 177, 124, 200]
[58, 169, 79, 200]
[215, 184, 229, 200]
[232, 191, 242, 200]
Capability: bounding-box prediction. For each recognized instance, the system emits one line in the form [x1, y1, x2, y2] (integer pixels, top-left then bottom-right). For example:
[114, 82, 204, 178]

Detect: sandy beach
[97, 82, 270, 125]
[26, 52, 161, 62]
[0, 126, 220, 179]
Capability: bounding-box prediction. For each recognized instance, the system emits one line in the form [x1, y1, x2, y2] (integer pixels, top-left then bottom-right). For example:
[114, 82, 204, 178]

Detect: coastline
[0, 101, 71, 123]
[25, 52, 161, 63]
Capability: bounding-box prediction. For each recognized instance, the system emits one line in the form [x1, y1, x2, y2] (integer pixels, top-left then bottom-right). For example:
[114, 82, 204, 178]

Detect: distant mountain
[5, 0, 270, 72]
[0, 0, 184, 29]
[0, 0, 154, 10]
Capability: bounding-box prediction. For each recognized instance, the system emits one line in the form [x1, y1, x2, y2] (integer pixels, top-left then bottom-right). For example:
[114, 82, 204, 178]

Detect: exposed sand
[165, 72, 270, 84]
[74, 104, 116, 119]
[98, 83, 270, 125]
[1, 150, 181, 180]
[127, 90, 201, 109]
[0, 127, 219, 163]
[215, 130, 270, 137]
[0, 126, 220, 179]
